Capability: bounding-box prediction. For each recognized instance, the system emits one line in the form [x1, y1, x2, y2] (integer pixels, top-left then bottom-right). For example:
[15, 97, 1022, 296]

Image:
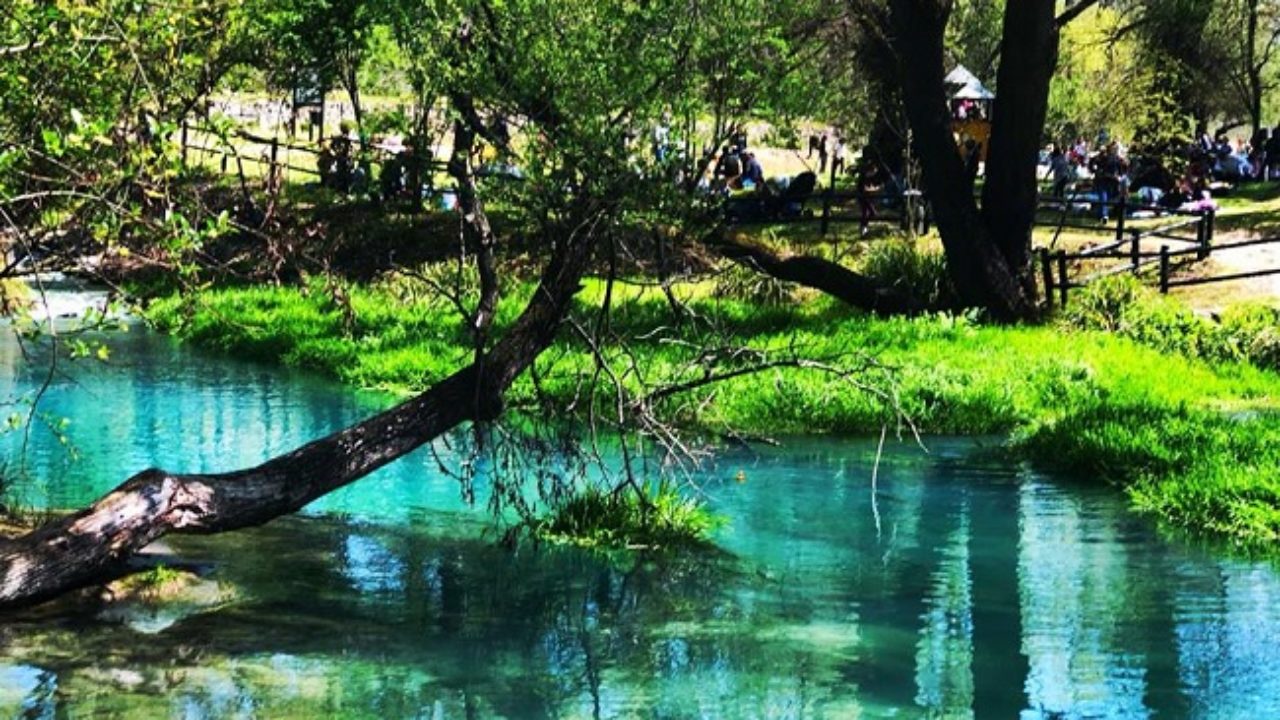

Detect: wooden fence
[179, 120, 447, 183]
[1034, 200, 1280, 307]
[180, 126, 1280, 300]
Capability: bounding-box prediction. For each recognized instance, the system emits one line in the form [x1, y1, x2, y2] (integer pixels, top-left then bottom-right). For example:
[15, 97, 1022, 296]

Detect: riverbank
[142, 276, 1280, 547]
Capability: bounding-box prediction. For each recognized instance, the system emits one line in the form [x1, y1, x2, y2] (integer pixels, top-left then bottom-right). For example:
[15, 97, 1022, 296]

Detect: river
[1, 323, 1278, 718]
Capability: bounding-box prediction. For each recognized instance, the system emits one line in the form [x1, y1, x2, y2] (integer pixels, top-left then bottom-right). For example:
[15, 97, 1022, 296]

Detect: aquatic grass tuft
[516, 481, 726, 551]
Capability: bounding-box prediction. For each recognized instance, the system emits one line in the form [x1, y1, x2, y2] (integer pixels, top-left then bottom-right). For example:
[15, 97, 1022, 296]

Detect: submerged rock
[97, 567, 237, 634]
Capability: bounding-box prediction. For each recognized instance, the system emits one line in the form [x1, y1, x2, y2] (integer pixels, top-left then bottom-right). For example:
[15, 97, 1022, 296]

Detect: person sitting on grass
[741, 151, 766, 192]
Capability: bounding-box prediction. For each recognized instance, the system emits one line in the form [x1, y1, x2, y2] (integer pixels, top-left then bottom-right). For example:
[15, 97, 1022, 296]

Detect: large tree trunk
[980, 0, 1060, 297]
[888, 0, 1056, 321]
[1246, 0, 1264, 138]
[0, 229, 594, 610]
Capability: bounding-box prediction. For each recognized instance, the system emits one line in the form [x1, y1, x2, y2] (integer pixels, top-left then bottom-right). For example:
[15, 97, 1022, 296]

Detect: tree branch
[1056, 0, 1100, 28]
[705, 231, 929, 315]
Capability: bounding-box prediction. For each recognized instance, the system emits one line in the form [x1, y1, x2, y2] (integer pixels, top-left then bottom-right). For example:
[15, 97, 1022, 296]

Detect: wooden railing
[1030, 207, 1280, 309]
[178, 120, 447, 181]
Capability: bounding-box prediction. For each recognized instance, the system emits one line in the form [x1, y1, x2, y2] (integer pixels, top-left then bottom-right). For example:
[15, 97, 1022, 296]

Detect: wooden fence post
[821, 159, 834, 237]
[1206, 209, 1216, 252]
[1195, 211, 1206, 259]
[1130, 231, 1140, 273]
[1056, 250, 1069, 307]
[1114, 193, 1126, 242]
[180, 120, 189, 168]
[270, 137, 280, 187]
[1040, 248, 1055, 311]
[1159, 245, 1170, 294]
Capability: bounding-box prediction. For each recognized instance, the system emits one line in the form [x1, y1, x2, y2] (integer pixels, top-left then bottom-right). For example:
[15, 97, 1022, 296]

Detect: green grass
[515, 481, 726, 551]
[143, 274, 1280, 548]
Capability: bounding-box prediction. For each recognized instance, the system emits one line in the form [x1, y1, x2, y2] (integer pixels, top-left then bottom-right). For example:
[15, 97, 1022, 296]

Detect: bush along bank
[142, 274, 1280, 547]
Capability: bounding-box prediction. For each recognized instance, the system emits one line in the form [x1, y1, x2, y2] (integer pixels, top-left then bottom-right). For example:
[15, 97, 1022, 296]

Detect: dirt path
[1172, 229, 1280, 310]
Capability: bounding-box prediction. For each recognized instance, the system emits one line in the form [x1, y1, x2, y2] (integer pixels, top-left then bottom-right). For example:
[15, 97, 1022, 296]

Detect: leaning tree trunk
[0, 228, 595, 610]
[708, 232, 928, 315]
[888, 0, 1057, 322]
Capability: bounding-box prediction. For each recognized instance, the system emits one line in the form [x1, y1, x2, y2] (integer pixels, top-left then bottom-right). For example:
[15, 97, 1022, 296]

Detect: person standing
[832, 137, 847, 176]
[1090, 142, 1126, 223]
[1049, 145, 1074, 199]
[856, 150, 882, 238]
[817, 133, 829, 174]
[653, 112, 672, 163]
[1267, 125, 1280, 180]
[964, 139, 982, 182]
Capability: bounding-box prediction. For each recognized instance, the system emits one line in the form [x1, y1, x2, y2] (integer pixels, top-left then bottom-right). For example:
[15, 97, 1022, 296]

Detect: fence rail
[179, 120, 448, 183]
[1038, 214, 1280, 306]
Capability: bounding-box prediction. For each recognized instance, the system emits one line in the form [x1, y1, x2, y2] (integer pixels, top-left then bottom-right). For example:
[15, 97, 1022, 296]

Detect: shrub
[1060, 275, 1144, 332]
[0, 277, 28, 315]
[859, 239, 955, 308]
[1062, 277, 1280, 370]
[759, 123, 802, 150]
[712, 264, 798, 306]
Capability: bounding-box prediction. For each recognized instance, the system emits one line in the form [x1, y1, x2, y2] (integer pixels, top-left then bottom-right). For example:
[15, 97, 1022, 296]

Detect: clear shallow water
[2, 327, 1280, 718]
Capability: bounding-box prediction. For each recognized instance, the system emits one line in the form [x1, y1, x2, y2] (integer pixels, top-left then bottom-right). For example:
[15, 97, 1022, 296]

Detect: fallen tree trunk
[0, 229, 594, 610]
[708, 231, 929, 315]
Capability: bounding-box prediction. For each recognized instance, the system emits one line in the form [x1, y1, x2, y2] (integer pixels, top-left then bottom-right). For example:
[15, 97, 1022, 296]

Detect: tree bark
[981, 0, 1060, 294]
[1246, 0, 1264, 137]
[0, 229, 594, 610]
[887, 0, 1051, 321]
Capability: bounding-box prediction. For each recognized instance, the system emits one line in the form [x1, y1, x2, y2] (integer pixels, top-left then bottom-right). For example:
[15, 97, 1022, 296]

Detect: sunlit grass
[143, 273, 1280, 546]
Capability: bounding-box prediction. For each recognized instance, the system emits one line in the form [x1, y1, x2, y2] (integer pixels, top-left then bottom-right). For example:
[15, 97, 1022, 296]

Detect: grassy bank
[143, 276, 1280, 547]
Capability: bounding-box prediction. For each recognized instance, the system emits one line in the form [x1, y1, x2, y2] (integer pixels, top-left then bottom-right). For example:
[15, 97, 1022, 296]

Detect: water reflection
[2, 328, 1280, 717]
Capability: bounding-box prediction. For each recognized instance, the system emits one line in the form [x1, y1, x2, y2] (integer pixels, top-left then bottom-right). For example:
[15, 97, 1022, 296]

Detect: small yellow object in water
[735, 470, 747, 483]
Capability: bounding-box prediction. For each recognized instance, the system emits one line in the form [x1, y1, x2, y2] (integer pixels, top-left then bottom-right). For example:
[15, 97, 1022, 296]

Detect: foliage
[1119, 0, 1280, 133]
[121, 564, 187, 590]
[1061, 275, 1280, 371]
[944, 0, 1005, 81]
[0, 278, 29, 315]
[514, 481, 725, 551]
[1019, 402, 1280, 547]
[239, 0, 377, 114]
[712, 264, 798, 306]
[363, 106, 412, 138]
[1046, 5, 1194, 147]
[1, 0, 249, 274]
[759, 123, 803, 151]
[858, 239, 956, 309]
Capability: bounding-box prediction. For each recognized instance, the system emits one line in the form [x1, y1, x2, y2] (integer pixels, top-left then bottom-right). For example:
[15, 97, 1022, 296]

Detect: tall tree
[246, 0, 378, 130]
[0, 0, 851, 609]
[881, 0, 1098, 320]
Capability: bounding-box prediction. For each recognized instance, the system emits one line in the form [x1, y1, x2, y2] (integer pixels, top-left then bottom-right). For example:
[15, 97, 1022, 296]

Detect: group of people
[711, 139, 766, 193]
[377, 139, 431, 204]
[806, 132, 847, 176]
[316, 131, 431, 204]
[1044, 134, 1219, 219]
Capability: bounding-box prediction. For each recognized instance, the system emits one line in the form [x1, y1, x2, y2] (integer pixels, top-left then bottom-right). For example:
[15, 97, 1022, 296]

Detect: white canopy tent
[945, 65, 995, 101]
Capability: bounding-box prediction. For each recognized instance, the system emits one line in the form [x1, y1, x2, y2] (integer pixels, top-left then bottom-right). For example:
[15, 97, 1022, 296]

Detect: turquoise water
[2, 326, 1280, 718]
